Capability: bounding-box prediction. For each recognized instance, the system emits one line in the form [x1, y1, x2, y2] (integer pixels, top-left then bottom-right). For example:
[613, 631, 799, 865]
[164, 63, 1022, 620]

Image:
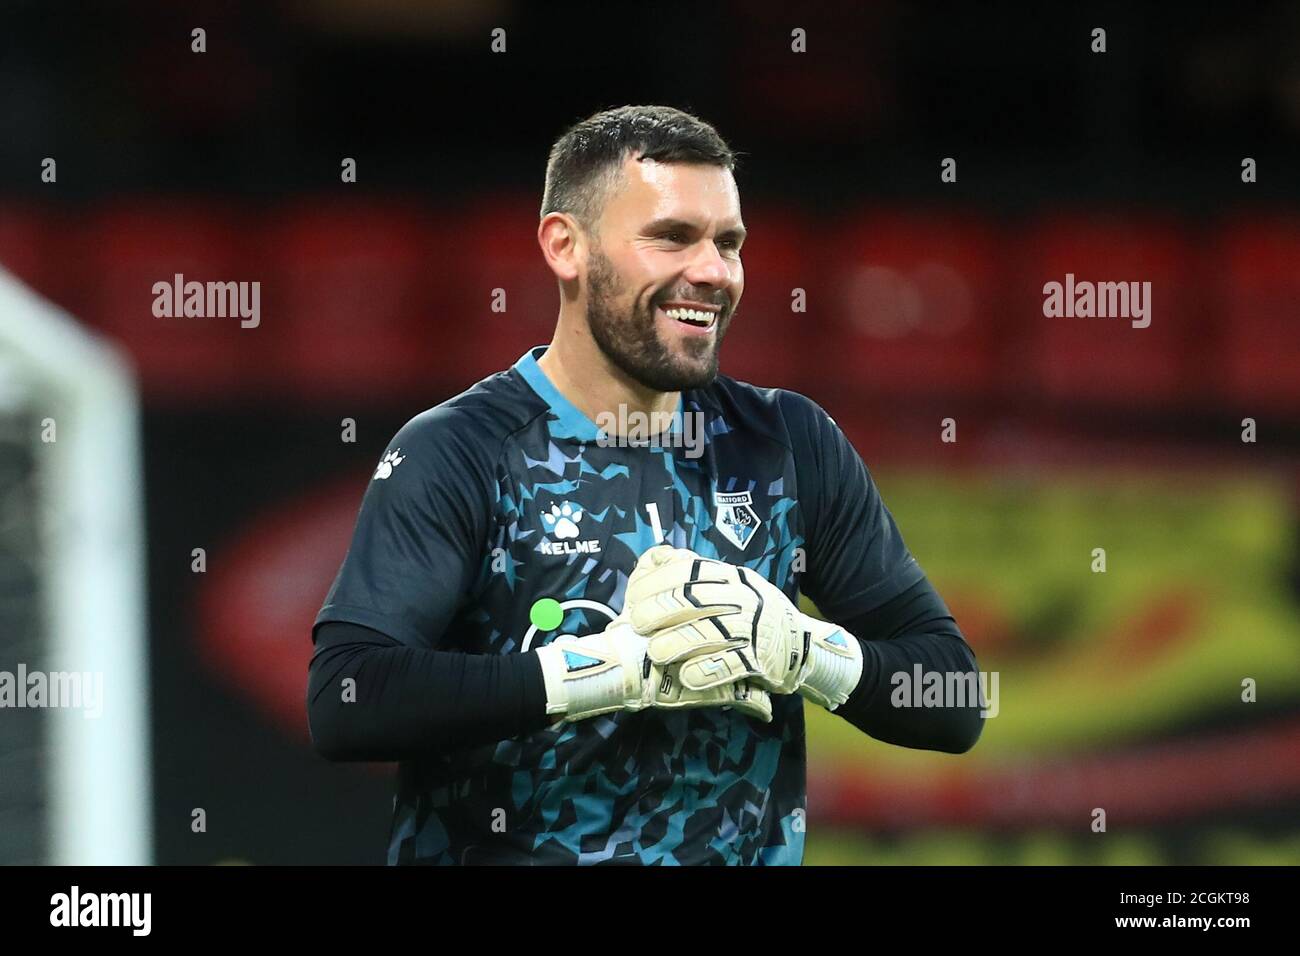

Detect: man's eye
[718, 239, 739, 250]
[663, 232, 686, 243]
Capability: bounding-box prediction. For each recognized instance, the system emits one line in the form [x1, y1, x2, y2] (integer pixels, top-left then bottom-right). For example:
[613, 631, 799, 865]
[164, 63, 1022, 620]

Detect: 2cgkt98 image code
[1120, 892, 1250, 907]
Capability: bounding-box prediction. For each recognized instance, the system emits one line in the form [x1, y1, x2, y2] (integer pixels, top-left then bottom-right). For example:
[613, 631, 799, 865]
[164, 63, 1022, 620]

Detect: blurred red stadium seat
[825, 211, 1005, 403]
[1007, 215, 1202, 408]
[443, 193, 558, 385]
[0, 204, 54, 298]
[53, 198, 1293, 425]
[259, 200, 446, 402]
[720, 205, 819, 393]
[1216, 217, 1300, 413]
[80, 201, 251, 401]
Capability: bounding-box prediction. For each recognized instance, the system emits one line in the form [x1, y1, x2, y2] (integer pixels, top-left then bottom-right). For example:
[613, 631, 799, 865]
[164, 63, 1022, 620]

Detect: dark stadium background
[2, 0, 1298, 864]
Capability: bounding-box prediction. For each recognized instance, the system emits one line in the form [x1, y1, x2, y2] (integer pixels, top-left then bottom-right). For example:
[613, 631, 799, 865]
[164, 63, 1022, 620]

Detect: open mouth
[659, 304, 719, 331]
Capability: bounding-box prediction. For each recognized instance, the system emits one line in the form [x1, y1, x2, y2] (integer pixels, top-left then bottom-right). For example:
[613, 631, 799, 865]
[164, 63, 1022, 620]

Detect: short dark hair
[540, 105, 738, 236]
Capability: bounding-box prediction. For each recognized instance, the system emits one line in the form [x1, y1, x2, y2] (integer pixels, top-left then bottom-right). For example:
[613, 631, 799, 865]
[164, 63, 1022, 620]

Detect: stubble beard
[584, 248, 730, 393]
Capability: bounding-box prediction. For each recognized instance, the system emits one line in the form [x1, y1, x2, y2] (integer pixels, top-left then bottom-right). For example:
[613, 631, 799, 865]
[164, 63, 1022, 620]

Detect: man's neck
[537, 332, 680, 435]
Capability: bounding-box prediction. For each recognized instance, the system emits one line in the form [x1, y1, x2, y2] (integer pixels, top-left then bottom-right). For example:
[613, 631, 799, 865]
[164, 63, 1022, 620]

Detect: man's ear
[538, 212, 582, 283]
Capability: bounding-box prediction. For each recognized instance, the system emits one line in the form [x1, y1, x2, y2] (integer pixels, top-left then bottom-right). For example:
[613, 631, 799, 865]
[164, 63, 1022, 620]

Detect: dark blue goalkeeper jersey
[315, 346, 926, 865]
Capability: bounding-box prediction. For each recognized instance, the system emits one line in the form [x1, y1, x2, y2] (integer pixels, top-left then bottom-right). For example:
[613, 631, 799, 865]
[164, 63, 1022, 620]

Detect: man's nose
[683, 239, 732, 287]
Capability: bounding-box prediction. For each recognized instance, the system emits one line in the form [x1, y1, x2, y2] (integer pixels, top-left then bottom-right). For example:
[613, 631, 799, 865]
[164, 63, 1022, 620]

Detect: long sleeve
[830, 577, 984, 754]
[781, 391, 983, 754]
[307, 621, 552, 761]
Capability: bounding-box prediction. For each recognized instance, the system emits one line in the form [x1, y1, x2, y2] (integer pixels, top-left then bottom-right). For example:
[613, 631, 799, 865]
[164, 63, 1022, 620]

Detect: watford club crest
[715, 490, 761, 550]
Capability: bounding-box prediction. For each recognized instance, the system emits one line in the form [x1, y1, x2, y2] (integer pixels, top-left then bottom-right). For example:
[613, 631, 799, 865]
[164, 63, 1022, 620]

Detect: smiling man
[308, 105, 983, 865]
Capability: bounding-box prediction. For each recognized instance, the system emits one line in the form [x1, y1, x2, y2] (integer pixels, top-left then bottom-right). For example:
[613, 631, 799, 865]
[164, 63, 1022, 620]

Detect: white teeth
[663, 307, 716, 327]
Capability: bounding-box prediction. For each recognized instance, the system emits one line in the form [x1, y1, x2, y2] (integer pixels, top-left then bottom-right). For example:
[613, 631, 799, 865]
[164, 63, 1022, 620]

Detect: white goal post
[0, 267, 151, 865]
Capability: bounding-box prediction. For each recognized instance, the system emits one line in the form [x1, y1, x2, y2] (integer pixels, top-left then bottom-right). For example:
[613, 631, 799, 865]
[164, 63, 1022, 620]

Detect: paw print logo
[373, 448, 405, 480]
[541, 501, 583, 540]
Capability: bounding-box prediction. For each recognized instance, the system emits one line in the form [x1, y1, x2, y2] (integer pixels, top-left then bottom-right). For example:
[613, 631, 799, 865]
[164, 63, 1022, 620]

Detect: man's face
[583, 155, 745, 392]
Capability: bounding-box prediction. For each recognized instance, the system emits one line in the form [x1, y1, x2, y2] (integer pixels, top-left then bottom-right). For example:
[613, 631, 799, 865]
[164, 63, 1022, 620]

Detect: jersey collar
[513, 346, 688, 444]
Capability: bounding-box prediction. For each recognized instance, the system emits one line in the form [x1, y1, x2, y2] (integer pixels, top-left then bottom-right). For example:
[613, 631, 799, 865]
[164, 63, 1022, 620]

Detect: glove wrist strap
[536, 627, 646, 720]
[796, 619, 864, 711]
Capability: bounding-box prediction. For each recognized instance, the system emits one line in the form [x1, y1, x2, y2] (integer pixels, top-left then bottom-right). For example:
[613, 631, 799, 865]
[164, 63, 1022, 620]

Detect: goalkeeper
[308, 105, 982, 865]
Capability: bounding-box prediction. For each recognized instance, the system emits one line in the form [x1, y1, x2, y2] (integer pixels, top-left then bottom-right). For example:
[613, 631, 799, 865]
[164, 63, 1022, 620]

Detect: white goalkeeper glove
[535, 618, 773, 724]
[622, 545, 864, 711]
